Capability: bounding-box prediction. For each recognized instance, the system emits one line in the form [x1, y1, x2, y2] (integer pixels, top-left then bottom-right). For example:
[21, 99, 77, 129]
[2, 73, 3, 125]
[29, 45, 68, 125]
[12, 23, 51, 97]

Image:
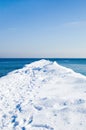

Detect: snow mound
[0, 59, 86, 130]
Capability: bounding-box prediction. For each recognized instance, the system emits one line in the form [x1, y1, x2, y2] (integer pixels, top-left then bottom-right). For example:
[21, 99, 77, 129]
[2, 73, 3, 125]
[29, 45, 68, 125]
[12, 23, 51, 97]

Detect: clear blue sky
[0, 0, 86, 58]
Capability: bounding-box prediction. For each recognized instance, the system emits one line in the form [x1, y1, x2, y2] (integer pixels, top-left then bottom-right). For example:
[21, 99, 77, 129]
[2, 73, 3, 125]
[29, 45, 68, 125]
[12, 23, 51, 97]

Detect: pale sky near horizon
[0, 0, 86, 58]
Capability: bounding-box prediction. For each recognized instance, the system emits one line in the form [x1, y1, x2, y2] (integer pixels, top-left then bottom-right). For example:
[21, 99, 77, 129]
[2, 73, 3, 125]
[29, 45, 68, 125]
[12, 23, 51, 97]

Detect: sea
[0, 58, 86, 77]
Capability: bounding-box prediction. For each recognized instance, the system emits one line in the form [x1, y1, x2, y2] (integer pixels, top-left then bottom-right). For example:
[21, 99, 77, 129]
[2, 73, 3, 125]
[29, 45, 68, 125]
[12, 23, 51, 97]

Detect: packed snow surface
[0, 59, 86, 130]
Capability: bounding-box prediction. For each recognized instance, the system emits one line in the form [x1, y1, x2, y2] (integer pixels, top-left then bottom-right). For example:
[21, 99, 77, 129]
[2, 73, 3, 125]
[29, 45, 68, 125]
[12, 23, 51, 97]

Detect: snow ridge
[0, 59, 86, 130]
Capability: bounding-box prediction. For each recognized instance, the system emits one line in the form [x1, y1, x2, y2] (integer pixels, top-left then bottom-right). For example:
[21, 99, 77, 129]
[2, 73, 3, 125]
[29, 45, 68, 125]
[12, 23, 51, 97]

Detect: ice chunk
[0, 59, 86, 130]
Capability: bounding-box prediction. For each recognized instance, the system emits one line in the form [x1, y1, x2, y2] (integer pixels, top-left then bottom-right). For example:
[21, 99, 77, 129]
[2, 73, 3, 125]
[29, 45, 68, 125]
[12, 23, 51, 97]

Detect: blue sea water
[0, 58, 86, 77]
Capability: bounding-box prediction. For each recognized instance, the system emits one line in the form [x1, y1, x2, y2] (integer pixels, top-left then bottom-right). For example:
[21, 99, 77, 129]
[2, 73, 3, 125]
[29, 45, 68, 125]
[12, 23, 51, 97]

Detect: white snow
[0, 59, 86, 130]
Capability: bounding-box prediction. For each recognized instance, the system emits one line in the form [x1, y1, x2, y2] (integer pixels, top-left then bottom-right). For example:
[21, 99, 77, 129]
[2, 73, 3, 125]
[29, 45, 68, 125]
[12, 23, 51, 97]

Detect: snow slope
[0, 59, 86, 130]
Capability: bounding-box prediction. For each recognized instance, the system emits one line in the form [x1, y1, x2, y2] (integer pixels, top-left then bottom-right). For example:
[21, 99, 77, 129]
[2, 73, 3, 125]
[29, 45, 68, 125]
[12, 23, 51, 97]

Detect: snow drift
[0, 59, 86, 130]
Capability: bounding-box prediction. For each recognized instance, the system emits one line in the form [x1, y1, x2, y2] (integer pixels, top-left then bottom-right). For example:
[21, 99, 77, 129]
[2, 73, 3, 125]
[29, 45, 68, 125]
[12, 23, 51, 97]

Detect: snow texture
[0, 59, 86, 130]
